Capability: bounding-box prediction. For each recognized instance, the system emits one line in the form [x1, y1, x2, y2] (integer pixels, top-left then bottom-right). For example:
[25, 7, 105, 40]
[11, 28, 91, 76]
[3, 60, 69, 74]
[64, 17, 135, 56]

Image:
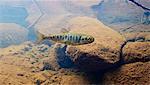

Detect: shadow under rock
[55, 44, 74, 68]
[74, 52, 123, 84]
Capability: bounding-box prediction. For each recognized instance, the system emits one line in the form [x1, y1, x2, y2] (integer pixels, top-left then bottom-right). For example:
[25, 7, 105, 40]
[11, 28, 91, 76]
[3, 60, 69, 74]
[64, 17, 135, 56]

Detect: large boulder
[102, 62, 150, 84]
[66, 17, 125, 72]
[123, 32, 150, 42]
[120, 31, 150, 63]
[123, 42, 150, 63]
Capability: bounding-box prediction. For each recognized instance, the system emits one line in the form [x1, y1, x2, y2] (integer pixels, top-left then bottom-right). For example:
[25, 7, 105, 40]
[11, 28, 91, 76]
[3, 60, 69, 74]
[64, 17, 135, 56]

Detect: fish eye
[88, 38, 91, 41]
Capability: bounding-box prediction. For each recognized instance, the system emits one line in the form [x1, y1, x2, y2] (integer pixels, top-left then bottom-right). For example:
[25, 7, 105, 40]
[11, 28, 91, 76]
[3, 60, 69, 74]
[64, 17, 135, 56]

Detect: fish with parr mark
[37, 32, 94, 45]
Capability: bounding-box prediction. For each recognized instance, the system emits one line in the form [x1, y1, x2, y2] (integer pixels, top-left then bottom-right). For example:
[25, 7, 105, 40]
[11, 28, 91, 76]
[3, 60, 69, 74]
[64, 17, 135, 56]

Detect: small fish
[37, 32, 94, 45]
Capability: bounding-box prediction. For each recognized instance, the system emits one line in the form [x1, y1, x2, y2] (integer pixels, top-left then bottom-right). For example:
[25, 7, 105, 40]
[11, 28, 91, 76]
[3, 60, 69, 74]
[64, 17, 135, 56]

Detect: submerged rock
[66, 17, 125, 72]
[103, 62, 150, 84]
[0, 23, 28, 48]
[123, 42, 150, 63]
[0, 42, 77, 85]
[0, 16, 148, 85]
[92, 0, 149, 31]
[124, 32, 150, 42]
[121, 24, 150, 33]
[60, 75, 89, 85]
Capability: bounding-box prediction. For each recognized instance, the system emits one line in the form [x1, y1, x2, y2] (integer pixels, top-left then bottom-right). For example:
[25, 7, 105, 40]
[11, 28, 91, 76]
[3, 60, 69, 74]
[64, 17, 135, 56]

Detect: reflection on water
[0, 0, 149, 48]
[0, 5, 37, 48]
[0, 5, 28, 27]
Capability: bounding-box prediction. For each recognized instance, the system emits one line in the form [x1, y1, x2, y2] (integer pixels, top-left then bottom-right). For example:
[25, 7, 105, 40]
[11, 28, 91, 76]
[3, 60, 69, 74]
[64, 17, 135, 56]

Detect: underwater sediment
[0, 17, 149, 85]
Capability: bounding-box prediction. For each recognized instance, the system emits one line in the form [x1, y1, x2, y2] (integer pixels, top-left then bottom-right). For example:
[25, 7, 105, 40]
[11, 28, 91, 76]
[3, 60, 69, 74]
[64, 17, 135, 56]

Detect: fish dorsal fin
[61, 27, 70, 33]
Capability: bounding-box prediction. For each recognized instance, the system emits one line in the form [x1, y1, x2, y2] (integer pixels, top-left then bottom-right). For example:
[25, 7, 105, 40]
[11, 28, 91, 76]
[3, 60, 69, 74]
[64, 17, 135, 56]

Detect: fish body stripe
[57, 36, 59, 40]
[62, 34, 68, 41]
[70, 34, 78, 43]
[57, 35, 59, 40]
[74, 35, 79, 43]
[74, 35, 77, 42]
[66, 34, 69, 41]
[68, 34, 71, 41]
[69, 34, 72, 41]
[65, 35, 67, 39]
[70, 35, 72, 42]
[59, 35, 62, 40]
[72, 35, 75, 42]
[76, 35, 81, 43]
[61, 35, 64, 40]
[51, 34, 81, 43]
[67, 34, 70, 41]
[55, 35, 62, 40]
[71, 35, 74, 43]
[43, 33, 94, 45]
[60, 35, 62, 40]
[62, 34, 78, 44]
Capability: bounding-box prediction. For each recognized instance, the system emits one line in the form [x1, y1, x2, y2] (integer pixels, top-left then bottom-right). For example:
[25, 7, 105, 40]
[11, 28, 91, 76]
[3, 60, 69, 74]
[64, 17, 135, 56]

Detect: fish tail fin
[36, 31, 45, 44]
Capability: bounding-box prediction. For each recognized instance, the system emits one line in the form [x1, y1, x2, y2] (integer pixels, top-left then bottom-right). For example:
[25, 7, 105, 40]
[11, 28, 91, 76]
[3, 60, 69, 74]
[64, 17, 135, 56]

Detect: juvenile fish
[38, 32, 94, 45]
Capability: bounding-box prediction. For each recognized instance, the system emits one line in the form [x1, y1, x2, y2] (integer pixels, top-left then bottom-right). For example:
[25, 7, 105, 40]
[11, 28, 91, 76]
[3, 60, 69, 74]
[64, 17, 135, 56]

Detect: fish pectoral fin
[65, 41, 73, 45]
[49, 40, 56, 45]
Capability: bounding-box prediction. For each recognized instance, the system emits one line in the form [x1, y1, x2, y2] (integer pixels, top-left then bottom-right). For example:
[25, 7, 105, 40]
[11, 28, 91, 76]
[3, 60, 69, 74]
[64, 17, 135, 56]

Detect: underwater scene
[0, 0, 149, 84]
